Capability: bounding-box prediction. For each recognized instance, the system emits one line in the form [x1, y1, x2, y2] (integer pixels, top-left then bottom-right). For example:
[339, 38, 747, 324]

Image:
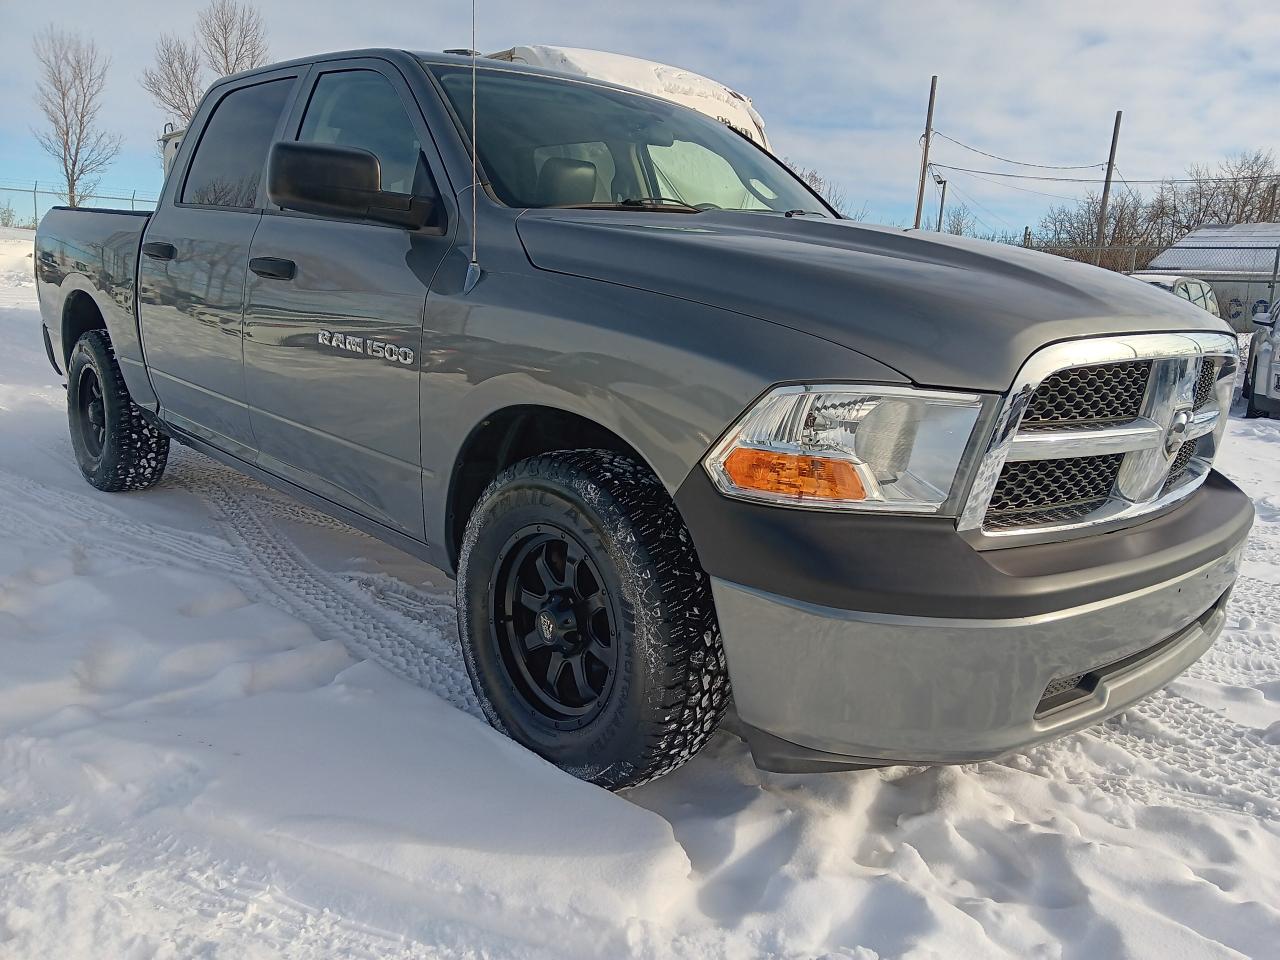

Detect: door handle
[249, 256, 296, 281]
[142, 241, 176, 261]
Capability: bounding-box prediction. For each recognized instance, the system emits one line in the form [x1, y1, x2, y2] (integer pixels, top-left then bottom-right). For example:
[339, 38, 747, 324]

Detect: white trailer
[486, 45, 772, 151]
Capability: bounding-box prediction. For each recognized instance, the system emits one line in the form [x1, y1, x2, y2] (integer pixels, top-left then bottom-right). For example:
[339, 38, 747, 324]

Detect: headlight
[704, 384, 984, 513]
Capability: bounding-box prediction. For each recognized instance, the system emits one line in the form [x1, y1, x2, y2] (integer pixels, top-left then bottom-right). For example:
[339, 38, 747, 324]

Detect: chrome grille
[1162, 437, 1199, 494]
[1021, 360, 1151, 428]
[988, 455, 1121, 529]
[959, 333, 1238, 545]
[1193, 359, 1217, 410]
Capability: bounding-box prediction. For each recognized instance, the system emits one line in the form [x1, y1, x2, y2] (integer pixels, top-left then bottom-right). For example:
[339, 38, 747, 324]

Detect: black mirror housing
[267, 141, 434, 229]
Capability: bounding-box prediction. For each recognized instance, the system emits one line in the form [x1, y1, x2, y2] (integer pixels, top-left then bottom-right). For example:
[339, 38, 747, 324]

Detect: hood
[515, 210, 1234, 393]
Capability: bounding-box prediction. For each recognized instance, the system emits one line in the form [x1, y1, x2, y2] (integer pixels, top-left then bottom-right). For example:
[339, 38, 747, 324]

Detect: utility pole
[1022, 226, 1032, 248]
[1094, 110, 1122, 265]
[934, 173, 947, 231]
[913, 75, 938, 229]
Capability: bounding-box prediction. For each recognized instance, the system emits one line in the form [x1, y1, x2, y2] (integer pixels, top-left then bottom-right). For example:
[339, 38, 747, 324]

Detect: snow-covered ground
[1, 224, 1278, 959]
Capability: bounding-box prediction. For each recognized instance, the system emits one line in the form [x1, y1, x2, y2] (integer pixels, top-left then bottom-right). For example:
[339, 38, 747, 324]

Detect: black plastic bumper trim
[738, 723, 885, 774]
[675, 467, 1253, 620]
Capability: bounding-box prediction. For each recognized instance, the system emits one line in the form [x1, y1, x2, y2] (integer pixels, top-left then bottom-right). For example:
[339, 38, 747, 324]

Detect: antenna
[463, 0, 482, 295]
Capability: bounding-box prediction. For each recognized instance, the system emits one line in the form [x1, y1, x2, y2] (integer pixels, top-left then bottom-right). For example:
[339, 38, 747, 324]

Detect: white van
[1129, 273, 1223, 319]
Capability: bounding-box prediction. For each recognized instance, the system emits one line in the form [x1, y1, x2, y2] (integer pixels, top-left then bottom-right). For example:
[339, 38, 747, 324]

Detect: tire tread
[459, 449, 730, 790]
[70, 330, 170, 491]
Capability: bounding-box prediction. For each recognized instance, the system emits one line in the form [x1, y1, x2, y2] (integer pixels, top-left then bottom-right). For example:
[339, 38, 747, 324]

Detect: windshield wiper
[555, 197, 702, 213]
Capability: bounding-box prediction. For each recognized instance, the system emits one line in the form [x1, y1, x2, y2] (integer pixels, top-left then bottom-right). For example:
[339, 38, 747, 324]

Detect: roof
[1128, 273, 1180, 286]
[1147, 222, 1280, 276]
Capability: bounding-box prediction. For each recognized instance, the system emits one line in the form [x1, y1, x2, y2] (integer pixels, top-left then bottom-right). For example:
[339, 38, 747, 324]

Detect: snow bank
[0, 227, 35, 300]
[2, 246, 1279, 958]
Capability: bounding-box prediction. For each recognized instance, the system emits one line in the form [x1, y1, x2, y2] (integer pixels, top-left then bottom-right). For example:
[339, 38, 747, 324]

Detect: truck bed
[35, 207, 151, 385]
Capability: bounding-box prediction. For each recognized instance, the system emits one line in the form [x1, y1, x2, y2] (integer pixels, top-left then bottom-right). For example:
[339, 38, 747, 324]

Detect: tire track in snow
[0, 466, 243, 574]
[0, 454, 476, 713]
[168, 461, 477, 712]
[0, 811, 559, 960]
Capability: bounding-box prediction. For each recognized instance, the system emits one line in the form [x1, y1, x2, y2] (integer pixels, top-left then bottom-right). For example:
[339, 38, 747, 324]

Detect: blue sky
[3, 0, 1279, 228]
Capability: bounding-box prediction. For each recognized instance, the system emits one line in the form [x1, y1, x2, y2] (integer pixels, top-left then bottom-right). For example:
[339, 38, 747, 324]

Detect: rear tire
[67, 330, 170, 491]
[456, 450, 729, 789]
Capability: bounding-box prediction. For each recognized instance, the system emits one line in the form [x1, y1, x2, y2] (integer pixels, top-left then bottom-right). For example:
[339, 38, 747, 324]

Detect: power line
[940, 165, 1085, 202]
[1113, 165, 1145, 204]
[932, 131, 1106, 170]
[936, 174, 1014, 230]
[931, 163, 1280, 185]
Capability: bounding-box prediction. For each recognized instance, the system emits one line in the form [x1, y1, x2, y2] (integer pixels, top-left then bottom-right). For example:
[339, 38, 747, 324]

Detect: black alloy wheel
[491, 526, 619, 728]
[75, 364, 107, 463]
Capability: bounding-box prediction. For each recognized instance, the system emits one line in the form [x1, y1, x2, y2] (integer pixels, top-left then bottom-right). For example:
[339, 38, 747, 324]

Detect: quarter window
[183, 78, 294, 208]
[298, 71, 428, 196]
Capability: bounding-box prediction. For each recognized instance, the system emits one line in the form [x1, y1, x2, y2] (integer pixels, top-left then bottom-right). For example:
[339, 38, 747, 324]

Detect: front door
[138, 73, 298, 458]
[242, 61, 454, 540]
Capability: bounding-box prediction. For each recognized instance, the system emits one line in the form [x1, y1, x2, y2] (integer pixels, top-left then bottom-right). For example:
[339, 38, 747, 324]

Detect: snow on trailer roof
[486, 45, 772, 151]
[1146, 222, 1280, 276]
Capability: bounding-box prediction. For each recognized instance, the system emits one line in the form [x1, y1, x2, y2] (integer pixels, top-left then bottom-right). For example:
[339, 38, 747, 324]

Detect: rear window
[183, 78, 294, 208]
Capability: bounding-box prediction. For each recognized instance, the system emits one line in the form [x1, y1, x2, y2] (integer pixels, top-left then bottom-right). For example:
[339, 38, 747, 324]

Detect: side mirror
[266, 141, 434, 229]
[1253, 312, 1276, 329]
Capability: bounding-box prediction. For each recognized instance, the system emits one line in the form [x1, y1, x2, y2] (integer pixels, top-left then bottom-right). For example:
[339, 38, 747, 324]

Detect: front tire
[457, 450, 728, 789]
[67, 330, 170, 491]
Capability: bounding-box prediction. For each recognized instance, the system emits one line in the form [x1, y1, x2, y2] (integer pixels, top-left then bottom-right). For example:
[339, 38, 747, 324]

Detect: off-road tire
[67, 330, 170, 491]
[457, 450, 729, 790]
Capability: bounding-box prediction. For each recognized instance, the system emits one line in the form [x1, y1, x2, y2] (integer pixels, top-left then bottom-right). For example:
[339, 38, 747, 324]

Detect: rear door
[242, 58, 454, 540]
[138, 71, 300, 458]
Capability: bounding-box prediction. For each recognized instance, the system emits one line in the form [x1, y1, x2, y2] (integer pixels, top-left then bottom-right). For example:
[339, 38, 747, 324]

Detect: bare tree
[197, 0, 269, 76]
[140, 33, 205, 125]
[32, 26, 121, 208]
[1034, 150, 1280, 269]
[944, 203, 977, 236]
[141, 0, 269, 125]
[786, 161, 855, 216]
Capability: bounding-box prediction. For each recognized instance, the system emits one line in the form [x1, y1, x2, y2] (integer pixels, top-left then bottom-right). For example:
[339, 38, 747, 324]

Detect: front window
[426, 62, 829, 216]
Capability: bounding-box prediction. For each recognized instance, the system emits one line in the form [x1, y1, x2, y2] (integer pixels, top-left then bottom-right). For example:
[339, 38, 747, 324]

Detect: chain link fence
[0, 180, 160, 230]
[1020, 242, 1279, 332]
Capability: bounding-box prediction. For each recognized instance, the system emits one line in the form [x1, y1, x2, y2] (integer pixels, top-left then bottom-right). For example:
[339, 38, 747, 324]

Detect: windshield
[425, 62, 830, 215]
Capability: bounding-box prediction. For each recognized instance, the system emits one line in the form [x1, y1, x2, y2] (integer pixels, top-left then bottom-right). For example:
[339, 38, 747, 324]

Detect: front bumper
[677, 468, 1253, 772]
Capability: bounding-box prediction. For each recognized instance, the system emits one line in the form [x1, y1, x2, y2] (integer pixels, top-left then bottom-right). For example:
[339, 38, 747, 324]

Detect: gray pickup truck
[35, 49, 1253, 789]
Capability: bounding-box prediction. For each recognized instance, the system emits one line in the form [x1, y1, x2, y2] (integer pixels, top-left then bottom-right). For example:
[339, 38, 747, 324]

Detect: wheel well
[446, 406, 647, 567]
[62, 290, 106, 367]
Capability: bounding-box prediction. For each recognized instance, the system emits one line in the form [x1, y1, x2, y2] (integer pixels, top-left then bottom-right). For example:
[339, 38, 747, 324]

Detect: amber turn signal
[722, 447, 867, 501]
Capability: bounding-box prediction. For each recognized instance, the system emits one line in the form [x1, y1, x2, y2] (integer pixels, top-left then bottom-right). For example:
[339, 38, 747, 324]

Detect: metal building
[1145, 223, 1280, 332]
